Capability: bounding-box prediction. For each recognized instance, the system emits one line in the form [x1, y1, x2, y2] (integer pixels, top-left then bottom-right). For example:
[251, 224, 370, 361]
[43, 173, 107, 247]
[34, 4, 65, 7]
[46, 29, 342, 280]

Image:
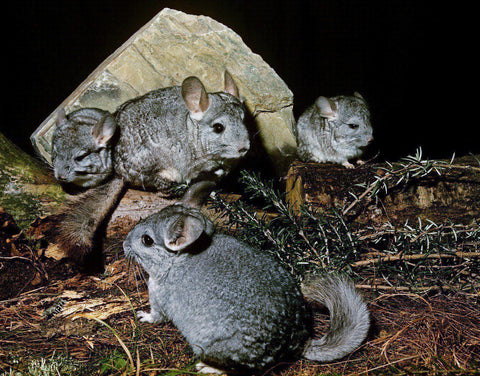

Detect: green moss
[0, 132, 50, 183]
[0, 132, 65, 229]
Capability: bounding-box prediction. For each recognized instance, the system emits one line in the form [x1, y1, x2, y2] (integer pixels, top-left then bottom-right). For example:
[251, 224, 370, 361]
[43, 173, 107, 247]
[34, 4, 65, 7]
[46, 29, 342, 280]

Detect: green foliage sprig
[209, 150, 480, 293]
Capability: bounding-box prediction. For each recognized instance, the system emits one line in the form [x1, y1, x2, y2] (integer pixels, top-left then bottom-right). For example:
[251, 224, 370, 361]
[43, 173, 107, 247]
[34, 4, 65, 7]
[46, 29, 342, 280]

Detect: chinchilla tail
[53, 177, 126, 265]
[301, 273, 370, 362]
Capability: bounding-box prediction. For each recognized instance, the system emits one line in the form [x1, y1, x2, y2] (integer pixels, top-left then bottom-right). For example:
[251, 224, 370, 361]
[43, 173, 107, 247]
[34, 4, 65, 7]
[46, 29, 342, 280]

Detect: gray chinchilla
[52, 72, 250, 264]
[123, 182, 370, 374]
[295, 93, 373, 168]
[52, 108, 116, 188]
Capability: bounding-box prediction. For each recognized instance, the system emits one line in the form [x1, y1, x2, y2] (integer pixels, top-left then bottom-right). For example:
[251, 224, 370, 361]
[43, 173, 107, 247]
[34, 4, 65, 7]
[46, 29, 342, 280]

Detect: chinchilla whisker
[189, 148, 239, 168]
[125, 258, 147, 297]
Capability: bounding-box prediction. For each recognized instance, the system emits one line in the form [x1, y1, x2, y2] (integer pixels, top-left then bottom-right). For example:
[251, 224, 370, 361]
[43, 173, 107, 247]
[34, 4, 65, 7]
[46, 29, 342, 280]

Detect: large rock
[31, 8, 296, 165]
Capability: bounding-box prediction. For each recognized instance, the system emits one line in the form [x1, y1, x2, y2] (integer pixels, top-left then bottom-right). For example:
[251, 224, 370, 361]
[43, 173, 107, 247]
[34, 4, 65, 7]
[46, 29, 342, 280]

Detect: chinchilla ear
[92, 114, 117, 148]
[56, 108, 69, 129]
[181, 76, 210, 121]
[223, 70, 240, 98]
[353, 92, 365, 101]
[182, 181, 216, 209]
[164, 213, 207, 253]
[315, 96, 338, 120]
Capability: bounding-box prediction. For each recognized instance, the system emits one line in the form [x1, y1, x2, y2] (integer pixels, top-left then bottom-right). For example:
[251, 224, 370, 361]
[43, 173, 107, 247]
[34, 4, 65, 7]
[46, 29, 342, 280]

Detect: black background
[3, 0, 476, 162]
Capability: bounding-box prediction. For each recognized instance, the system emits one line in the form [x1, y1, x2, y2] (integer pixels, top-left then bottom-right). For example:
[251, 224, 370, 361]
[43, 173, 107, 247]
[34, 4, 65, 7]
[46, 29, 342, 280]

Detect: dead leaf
[45, 243, 66, 261]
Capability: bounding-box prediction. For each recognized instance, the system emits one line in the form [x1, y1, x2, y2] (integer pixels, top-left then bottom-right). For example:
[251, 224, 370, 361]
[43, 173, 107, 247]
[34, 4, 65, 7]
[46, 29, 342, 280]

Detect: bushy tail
[301, 273, 370, 362]
[54, 177, 126, 265]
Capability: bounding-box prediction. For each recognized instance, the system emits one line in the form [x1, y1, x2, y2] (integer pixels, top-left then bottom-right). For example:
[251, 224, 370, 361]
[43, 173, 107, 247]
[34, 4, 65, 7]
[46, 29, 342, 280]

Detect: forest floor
[0, 206, 479, 376]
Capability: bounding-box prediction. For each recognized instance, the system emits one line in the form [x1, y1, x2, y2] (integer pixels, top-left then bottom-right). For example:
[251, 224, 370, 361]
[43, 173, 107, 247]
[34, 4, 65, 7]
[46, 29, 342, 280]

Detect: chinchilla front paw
[195, 361, 226, 375]
[137, 310, 157, 323]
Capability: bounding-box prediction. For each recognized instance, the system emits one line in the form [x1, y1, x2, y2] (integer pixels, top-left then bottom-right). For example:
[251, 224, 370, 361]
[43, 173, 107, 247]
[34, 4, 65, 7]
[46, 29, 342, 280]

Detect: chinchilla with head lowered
[295, 93, 373, 168]
[123, 182, 370, 374]
[51, 72, 250, 265]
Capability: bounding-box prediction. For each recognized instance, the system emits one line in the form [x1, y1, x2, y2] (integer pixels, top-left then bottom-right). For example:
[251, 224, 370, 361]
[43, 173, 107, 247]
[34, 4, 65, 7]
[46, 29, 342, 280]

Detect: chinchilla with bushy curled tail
[295, 93, 373, 168]
[52, 72, 250, 265]
[123, 182, 370, 374]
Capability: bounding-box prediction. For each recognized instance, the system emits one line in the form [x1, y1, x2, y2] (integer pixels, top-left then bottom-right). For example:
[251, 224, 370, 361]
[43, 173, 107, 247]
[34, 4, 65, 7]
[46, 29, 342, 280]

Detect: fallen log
[285, 154, 480, 226]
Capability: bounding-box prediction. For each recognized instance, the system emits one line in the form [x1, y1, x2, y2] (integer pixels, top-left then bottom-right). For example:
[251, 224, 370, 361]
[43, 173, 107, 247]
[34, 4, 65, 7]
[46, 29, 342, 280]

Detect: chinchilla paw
[137, 310, 156, 323]
[342, 161, 355, 169]
[195, 361, 226, 374]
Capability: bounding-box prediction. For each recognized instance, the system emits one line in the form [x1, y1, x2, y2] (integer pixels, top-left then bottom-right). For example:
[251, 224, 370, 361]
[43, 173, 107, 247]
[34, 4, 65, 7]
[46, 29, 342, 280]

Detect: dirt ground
[1, 207, 479, 375]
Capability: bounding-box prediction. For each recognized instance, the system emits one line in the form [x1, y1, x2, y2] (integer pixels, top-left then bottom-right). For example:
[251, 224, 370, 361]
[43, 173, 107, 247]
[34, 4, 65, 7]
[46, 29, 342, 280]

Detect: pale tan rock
[31, 8, 296, 165]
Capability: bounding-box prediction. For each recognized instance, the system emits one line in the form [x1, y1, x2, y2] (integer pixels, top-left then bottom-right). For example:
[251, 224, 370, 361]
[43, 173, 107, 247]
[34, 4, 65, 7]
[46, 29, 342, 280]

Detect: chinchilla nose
[238, 139, 250, 156]
[55, 170, 67, 182]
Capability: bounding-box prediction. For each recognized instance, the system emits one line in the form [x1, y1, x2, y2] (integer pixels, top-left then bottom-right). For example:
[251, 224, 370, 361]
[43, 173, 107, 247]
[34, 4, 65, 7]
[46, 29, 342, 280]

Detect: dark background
[3, 0, 476, 162]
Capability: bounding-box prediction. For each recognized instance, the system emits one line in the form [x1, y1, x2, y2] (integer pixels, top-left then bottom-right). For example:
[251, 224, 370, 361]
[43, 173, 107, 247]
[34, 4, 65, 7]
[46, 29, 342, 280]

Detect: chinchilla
[52, 108, 117, 188]
[52, 72, 250, 265]
[295, 93, 373, 168]
[123, 182, 370, 374]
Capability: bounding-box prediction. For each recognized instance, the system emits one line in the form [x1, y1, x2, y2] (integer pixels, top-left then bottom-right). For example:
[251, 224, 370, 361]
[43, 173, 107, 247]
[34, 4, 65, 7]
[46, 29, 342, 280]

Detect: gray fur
[301, 274, 370, 362]
[295, 93, 373, 168]
[52, 73, 249, 262]
[52, 108, 117, 188]
[113, 84, 248, 190]
[123, 184, 370, 373]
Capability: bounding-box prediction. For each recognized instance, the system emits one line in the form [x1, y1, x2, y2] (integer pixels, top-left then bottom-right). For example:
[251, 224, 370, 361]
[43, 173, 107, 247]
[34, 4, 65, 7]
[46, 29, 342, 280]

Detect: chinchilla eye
[74, 152, 89, 162]
[212, 123, 225, 134]
[141, 234, 154, 247]
[348, 123, 359, 130]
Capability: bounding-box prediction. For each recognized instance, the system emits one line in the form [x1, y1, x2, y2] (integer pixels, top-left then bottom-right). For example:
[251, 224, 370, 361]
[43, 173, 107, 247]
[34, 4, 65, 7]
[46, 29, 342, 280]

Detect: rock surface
[31, 8, 296, 165]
